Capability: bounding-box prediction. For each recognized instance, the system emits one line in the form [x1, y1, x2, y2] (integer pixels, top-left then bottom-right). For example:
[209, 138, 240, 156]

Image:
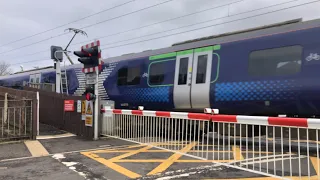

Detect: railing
[0, 100, 33, 141]
[101, 108, 320, 179]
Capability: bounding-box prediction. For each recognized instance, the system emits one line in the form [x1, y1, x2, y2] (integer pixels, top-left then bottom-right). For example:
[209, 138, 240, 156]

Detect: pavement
[0, 124, 319, 180]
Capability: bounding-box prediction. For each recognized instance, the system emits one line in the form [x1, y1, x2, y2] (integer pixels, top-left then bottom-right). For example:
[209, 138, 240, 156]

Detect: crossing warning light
[85, 85, 96, 101]
[74, 46, 99, 67]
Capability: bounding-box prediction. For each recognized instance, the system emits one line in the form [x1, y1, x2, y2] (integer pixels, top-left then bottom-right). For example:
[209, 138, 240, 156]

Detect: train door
[173, 47, 214, 109]
[190, 48, 213, 109]
[173, 50, 194, 109]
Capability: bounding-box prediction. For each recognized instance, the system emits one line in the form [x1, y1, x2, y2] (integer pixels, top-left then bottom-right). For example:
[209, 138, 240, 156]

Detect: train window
[196, 55, 208, 84]
[248, 45, 302, 76]
[149, 62, 165, 85]
[178, 57, 189, 85]
[127, 66, 141, 85]
[117, 66, 141, 86]
[117, 68, 127, 86]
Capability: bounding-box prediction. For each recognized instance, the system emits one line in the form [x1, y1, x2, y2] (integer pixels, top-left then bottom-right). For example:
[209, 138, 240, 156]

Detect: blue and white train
[2, 18, 320, 117]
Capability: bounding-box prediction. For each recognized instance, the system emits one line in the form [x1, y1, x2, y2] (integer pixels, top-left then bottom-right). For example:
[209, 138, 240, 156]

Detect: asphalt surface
[0, 156, 83, 180]
[39, 136, 137, 154]
[0, 141, 31, 160]
[39, 123, 68, 136]
[0, 134, 319, 180]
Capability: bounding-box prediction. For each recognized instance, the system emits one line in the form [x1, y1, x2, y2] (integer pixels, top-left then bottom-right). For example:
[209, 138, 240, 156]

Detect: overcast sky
[1, 0, 320, 73]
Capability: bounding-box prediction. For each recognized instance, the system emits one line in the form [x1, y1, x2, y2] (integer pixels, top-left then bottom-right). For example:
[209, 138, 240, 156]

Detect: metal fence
[0, 99, 33, 141]
[101, 108, 320, 179]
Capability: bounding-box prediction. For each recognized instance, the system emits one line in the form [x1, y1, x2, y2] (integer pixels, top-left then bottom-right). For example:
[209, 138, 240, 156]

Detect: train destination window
[149, 62, 165, 85]
[248, 45, 302, 76]
[196, 55, 208, 84]
[178, 57, 189, 85]
[117, 66, 141, 86]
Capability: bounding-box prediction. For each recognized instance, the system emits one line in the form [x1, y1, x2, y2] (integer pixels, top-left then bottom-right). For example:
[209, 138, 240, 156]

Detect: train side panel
[211, 26, 320, 116]
[104, 56, 175, 111]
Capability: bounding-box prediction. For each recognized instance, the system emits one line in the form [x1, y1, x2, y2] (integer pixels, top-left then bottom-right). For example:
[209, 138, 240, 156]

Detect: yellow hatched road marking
[147, 142, 197, 175]
[89, 144, 144, 154]
[204, 176, 319, 180]
[109, 145, 152, 161]
[81, 151, 141, 179]
[232, 146, 244, 161]
[112, 159, 232, 163]
[202, 176, 318, 180]
[96, 149, 233, 153]
[311, 157, 320, 176]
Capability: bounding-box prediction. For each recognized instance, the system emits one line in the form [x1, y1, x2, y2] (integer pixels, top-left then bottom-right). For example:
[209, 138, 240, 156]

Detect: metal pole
[55, 60, 61, 93]
[54, 50, 70, 94]
[36, 91, 39, 136]
[94, 69, 99, 140]
[4, 93, 7, 124]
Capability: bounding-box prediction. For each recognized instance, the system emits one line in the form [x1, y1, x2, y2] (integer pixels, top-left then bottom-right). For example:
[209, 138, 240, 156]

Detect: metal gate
[101, 107, 320, 179]
[0, 99, 33, 141]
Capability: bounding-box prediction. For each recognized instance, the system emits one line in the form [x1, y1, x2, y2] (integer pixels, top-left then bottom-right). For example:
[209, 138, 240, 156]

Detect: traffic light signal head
[74, 46, 99, 66]
[86, 93, 96, 101]
[85, 85, 96, 101]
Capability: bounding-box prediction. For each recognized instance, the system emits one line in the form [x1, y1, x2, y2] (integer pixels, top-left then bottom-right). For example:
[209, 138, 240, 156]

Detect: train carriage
[1, 18, 320, 118]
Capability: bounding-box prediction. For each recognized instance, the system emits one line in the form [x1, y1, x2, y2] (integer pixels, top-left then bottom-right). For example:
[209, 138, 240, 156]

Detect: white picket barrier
[100, 107, 320, 179]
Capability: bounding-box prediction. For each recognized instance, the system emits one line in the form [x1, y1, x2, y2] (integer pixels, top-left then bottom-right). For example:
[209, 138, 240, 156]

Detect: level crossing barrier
[100, 107, 320, 179]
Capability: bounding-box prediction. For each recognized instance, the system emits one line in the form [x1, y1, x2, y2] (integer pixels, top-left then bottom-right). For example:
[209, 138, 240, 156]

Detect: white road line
[0, 144, 140, 162]
[241, 156, 306, 165]
[99, 145, 111, 148]
[36, 133, 76, 140]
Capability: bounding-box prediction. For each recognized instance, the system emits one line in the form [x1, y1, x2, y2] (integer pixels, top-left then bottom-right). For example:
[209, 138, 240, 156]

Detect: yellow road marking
[147, 142, 197, 175]
[24, 140, 49, 157]
[96, 149, 233, 153]
[109, 145, 152, 161]
[81, 151, 141, 179]
[311, 157, 320, 176]
[204, 176, 319, 180]
[90, 144, 144, 154]
[232, 146, 244, 161]
[112, 159, 232, 163]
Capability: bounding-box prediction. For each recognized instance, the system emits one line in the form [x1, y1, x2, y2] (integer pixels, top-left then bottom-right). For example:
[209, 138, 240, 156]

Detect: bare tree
[0, 62, 12, 76]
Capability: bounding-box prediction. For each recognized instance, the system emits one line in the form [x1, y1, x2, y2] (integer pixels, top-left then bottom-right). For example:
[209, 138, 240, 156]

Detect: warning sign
[81, 101, 86, 120]
[64, 100, 74, 112]
[85, 116, 93, 127]
[85, 101, 93, 127]
[86, 102, 93, 115]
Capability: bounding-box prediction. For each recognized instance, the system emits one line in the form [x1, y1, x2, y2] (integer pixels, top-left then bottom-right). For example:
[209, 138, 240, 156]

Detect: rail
[100, 108, 320, 179]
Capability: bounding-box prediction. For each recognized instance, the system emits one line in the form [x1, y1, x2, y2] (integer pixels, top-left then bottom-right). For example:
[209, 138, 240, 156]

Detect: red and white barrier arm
[101, 109, 211, 121]
[101, 108, 320, 129]
[211, 114, 320, 129]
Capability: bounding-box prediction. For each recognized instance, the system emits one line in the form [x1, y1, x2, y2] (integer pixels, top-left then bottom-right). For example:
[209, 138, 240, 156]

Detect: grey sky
[0, 0, 320, 72]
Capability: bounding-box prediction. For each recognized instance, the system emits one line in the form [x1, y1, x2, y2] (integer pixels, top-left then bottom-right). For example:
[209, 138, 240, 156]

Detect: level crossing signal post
[74, 40, 103, 140]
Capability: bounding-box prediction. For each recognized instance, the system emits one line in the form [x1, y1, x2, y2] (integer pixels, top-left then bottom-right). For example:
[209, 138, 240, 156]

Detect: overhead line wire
[10, 0, 319, 65]
[98, 0, 320, 50]
[0, 0, 136, 48]
[0, 0, 175, 55]
[4, 0, 243, 60]
[99, 0, 301, 48]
